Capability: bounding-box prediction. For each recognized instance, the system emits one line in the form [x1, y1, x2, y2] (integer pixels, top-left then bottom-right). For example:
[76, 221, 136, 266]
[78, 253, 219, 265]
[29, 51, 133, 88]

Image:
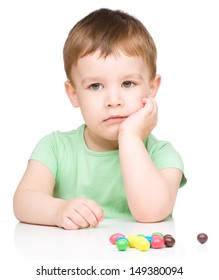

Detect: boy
[13, 8, 186, 230]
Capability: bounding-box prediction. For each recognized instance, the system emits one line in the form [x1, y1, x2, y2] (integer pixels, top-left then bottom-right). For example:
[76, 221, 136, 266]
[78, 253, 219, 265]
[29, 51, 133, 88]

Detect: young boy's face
[66, 50, 160, 151]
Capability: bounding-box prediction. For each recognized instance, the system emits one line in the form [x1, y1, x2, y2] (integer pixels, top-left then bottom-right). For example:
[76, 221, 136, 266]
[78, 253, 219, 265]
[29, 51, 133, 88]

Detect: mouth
[104, 115, 128, 124]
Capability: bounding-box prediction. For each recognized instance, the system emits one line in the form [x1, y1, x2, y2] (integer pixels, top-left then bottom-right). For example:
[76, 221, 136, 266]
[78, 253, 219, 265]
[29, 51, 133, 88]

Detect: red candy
[109, 233, 125, 245]
[151, 236, 164, 249]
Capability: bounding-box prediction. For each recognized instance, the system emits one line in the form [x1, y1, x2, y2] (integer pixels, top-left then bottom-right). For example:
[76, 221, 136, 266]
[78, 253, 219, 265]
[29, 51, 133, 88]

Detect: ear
[64, 81, 80, 108]
[149, 74, 161, 98]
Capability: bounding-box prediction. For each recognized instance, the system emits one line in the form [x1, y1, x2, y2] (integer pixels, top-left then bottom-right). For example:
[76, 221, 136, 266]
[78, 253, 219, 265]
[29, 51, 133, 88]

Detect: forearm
[119, 134, 173, 222]
[13, 189, 66, 226]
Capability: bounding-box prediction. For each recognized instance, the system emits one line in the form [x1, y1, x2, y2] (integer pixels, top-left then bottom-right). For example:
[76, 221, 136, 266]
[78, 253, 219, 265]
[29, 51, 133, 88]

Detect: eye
[89, 83, 103, 91]
[122, 81, 135, 88]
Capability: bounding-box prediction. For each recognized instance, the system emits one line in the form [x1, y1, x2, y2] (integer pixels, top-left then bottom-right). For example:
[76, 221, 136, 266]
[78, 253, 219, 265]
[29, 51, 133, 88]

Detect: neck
[84, 126, 119, 152]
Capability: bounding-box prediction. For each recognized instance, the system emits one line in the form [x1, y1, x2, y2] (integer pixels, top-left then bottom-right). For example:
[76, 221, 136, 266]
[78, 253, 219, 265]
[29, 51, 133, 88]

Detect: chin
[104, 134, 119, 142]
[105, 128, 120, 141]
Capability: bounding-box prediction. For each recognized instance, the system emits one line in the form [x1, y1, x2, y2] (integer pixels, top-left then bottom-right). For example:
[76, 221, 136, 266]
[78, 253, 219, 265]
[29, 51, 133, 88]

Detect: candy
[145, 235, 152, 244]
[110, 231, 176, 252]
[197, 233, 208, 244]
[109, 233, 125, 245]
[163, 234, 173, 238]
[164, 235, 175, 247]
[138, 238, 150, 251]
[151, 235, 164, 249]
[134, 236, 147, 249]
[152, 231, 164, 237]
[116, 237, 129, 251]
[127, 234, 138, 248]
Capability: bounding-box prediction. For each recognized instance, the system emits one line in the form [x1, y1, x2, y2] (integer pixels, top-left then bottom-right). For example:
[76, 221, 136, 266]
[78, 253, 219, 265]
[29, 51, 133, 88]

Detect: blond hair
[63, 8, 157, 81]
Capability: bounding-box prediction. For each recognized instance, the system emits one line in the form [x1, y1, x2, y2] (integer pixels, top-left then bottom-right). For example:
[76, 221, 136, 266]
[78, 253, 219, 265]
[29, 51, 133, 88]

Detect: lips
[104, 115, 127, 124]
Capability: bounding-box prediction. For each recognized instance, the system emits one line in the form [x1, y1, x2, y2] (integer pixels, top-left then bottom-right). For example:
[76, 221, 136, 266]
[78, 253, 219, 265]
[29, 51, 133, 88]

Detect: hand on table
[55, 198, 104, 230]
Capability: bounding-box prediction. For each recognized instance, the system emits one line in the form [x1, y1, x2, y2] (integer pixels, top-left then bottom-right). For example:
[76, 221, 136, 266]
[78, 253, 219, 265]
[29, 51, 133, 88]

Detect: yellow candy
[127, 234, 137, 248]
[134, 236, 147, 249]
[138, 239, 150, 251]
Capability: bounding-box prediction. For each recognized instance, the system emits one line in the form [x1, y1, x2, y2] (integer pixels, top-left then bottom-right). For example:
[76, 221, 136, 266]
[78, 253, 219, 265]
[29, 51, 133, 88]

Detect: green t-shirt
[30, 124, 186, 219]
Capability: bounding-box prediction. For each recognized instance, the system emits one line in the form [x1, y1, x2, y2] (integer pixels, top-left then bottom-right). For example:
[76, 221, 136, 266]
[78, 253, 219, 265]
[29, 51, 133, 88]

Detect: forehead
[70, 51, 150, 87]
[73, 50, 148, 75]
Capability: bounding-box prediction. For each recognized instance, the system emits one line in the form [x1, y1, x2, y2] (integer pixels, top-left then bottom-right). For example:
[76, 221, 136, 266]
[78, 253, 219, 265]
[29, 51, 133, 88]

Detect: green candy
[116, 238, 129, 251]
[151, 231, 164, 237]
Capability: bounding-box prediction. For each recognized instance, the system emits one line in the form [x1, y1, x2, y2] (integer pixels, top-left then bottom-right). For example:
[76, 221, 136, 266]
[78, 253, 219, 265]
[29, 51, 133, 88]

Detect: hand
[119, 96, 158, 141]
[55, 198, 104, 230]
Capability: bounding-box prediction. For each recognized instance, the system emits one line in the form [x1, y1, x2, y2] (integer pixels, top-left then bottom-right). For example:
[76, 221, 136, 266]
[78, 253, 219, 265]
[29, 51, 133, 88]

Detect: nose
[104, 89, 124, 108]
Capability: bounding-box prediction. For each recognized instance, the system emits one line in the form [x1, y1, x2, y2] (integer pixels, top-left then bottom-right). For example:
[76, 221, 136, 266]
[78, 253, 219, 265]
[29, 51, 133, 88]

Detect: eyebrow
[122, 74, 144, 81]
[81, 76, 103, 85]
[81, 73, 144, 85]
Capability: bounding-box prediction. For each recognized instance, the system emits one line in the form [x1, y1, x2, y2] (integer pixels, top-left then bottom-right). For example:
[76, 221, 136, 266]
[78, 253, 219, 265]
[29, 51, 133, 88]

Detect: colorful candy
[109, 233, 125, 245]
[110, 231, 209, 251]
[109, 232, 175, 252]
[197, 233, 208, 244]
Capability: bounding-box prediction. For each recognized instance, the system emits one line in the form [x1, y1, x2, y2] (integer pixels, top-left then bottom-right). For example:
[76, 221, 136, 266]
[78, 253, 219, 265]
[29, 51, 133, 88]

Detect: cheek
[79, 99, 100, 122]
[132, 100, 144, 112]
[80, 106, 93, 121]
[126, 91, 145, 110]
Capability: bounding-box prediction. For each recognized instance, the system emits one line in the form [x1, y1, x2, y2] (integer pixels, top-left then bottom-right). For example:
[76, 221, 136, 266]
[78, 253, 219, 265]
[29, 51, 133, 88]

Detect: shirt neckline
[80, 124, 119, 157]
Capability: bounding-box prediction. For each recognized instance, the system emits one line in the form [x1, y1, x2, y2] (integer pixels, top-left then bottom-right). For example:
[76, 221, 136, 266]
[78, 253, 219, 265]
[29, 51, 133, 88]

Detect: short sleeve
[29, 133, 58, 178]
[146, 135, 187, 188]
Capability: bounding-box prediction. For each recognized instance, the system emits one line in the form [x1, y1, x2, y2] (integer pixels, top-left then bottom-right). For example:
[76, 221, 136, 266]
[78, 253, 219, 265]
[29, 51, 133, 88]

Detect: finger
[148, 96, 158, 117]
[76, 203, 102, 227]
[147, 96, 158, 115]
[62, 217, 80, 230]
[69, 210, 90, 228]
[150, 96, 158, 110]
[142, 96, 154, 113]
[82, 199, 104, 224]
[141, 97, 147, 104]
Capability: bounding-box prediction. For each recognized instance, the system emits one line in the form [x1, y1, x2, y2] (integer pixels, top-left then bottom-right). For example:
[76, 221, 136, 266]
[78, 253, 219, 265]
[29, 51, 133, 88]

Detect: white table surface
[1, 217, 216, 279]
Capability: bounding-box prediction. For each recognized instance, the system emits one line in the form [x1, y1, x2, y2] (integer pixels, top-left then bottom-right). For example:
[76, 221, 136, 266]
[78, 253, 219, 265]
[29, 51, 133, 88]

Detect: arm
[118, 97, 182, 222]
[13, 160, 104, 229]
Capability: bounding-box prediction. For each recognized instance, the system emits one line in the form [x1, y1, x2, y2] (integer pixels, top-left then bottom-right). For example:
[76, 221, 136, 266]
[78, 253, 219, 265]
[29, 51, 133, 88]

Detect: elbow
[133, 213, 170, 223]
[131, 206, 173, 223]
[130, 190, 176, 223]
[13, 192, 23, 222]
[13, 200, 20, 222]
[128, 188, 177, 223]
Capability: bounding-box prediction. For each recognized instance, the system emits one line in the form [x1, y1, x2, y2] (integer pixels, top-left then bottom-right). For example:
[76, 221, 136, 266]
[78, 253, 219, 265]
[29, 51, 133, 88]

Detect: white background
[1, 0, 218, 239]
